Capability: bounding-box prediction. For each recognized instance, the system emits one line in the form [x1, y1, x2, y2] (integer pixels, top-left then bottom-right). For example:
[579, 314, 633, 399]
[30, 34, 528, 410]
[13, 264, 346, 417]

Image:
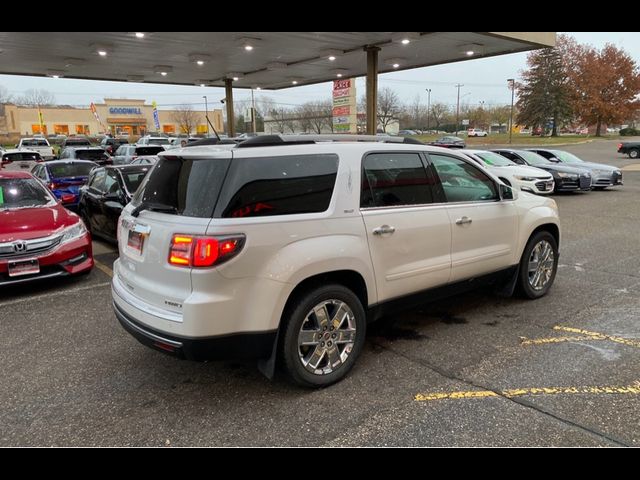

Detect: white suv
[467, 128, 488, 137]
[112, 135, 560, 387]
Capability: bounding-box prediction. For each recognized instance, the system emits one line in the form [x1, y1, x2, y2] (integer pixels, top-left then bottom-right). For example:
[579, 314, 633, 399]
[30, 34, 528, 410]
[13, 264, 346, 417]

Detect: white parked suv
[112, 134, 560, 387]
[459, 149, 555, 195]
[467, 128, 488, 137]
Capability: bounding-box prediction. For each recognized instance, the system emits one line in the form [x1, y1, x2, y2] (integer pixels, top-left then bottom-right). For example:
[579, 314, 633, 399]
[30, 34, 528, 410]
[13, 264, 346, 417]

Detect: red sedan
[0, 171, 93, 285]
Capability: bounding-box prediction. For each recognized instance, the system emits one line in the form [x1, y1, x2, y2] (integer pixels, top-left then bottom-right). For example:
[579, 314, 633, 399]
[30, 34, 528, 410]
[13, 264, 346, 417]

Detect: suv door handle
[455, 216, 473, 225]
[373, 225, 396, 235]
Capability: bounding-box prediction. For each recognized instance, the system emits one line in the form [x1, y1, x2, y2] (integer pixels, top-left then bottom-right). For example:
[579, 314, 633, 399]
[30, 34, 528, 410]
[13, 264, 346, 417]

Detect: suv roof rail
[235, 134, 425, 148]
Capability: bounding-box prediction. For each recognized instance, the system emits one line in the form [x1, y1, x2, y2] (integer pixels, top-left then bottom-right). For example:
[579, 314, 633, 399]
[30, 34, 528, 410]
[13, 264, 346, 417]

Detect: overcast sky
[1, 32, 638, 112]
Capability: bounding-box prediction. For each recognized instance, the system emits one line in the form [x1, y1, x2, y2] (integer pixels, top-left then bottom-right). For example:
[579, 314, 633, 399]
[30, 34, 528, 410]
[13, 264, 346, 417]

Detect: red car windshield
[0, 178, 56, 210]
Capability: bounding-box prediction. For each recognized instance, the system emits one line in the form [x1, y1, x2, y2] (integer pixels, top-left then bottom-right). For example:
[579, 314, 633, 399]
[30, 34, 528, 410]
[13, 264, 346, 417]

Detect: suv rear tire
[280, 284, 366, 388]
[628, 149, 639, 159]
[517, 231, 558, 299]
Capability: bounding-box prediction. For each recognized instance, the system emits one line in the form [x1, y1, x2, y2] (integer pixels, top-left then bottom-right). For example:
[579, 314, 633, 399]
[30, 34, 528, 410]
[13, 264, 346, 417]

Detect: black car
[428, 136, 466, 149]
[78, 165, 151, 242]
[617, 141, 640, 158]
[491, 149, 592, 192]
[100, 137, 129, 155]
[59, 146, 112, 165]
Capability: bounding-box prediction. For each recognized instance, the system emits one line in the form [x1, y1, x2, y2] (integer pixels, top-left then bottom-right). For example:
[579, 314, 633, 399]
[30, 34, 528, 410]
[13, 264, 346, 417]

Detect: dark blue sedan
[31, 160, 98, 210]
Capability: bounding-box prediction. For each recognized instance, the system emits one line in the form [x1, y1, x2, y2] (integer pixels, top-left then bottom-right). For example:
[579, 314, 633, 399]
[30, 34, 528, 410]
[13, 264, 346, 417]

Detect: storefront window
[31, 124, 47, 134]
[163, 125, 176, 134]
[76, 125, 90, 134]
[54, 124, 69, 135]
[196, 124, 207, 134]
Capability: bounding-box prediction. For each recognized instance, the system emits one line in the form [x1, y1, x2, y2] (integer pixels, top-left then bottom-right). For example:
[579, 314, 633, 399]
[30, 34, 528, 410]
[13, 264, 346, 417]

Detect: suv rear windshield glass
[4, 152, 42, 161]
[49, 163, 96, 178]
[136, 146, 164, 156]
[75, 149, 107, 161]
[66, 139, 91, 146]
[214, 154, 338, 218]
[146, 138, 171, 145]
[132, 156, 232, 218]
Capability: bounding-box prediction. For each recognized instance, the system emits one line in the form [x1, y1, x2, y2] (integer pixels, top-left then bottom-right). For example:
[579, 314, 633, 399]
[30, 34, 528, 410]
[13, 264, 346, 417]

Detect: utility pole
[425, 88, 431, 132]
[507, 78, 515, 144]
[203, 95, 209, 136]
[251, 89, 257, 133]
[455, 84, 463, 135]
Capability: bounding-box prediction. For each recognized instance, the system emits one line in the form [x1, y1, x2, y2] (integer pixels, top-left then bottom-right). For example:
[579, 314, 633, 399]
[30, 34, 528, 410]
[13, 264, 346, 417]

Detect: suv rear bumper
[114, 301, 276, 361]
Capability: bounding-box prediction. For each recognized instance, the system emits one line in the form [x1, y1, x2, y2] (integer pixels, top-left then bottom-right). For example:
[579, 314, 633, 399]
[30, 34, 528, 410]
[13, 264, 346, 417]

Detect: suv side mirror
[499, 183, 517, 201]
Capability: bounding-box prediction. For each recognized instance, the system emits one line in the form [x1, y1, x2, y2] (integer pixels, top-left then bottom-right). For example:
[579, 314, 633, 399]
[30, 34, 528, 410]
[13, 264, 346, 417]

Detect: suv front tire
[280, 284, 366, 388]
[517, 231, 558, 299]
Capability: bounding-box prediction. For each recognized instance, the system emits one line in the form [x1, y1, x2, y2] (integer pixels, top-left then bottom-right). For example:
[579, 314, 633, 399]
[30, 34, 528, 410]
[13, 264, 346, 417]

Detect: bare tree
[430, 102, 450, 130]
[18, 89, 56, 107]
[377, 87, 402, 133]
[268, 107, 290, 133]
[298, 100, 332, 133]
[0, 85, 13, 104]
[171, 104, 199, 135]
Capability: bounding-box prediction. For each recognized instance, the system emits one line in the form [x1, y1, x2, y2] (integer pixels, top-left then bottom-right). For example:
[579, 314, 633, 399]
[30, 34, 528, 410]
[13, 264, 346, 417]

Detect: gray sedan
[527, 148, 622, 189]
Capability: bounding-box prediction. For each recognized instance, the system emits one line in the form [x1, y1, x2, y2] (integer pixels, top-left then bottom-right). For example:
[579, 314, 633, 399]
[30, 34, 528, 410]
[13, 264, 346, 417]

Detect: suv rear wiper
[131, 202, 177, 217]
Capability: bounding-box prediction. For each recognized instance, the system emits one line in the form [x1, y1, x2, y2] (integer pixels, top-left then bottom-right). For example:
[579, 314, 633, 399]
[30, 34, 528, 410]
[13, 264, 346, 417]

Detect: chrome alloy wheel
[528, 240, 555, 291]
[298, 300, 357, 375]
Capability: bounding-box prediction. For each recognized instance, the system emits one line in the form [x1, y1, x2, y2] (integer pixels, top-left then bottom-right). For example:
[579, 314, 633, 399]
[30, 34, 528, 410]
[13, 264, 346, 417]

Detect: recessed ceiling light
[459, 43, 484, 57]
[386, 58, 405, 69]
[64, 57, 86, 67]
[292, 80, 298, 85]
[391, 32, 419, 45]
[135, 32, 145, 38]
[47, 69, 65, 78]
[334, 69, 348, 78]
[154, 65, 173, 76]
[92, 44, 111, 56]
[256, 87, 261, 90]
[189, 53, 210, 66]
[237, 37, 260, 52]
[320, 49, 341, 61]
[228, 72, 244, 81]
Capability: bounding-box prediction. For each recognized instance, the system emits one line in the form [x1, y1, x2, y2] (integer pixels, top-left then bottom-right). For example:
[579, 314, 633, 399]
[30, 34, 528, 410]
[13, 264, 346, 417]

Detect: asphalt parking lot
[1, 138, 639, 446]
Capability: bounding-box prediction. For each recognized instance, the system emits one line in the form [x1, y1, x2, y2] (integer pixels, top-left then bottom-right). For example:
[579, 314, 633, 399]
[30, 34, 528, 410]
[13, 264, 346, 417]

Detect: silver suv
[112, 135, 560, 387]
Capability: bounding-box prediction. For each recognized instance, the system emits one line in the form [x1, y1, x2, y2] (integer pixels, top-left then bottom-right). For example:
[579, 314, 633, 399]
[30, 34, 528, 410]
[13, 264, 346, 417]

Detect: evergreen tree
[516, 40, 573, 136]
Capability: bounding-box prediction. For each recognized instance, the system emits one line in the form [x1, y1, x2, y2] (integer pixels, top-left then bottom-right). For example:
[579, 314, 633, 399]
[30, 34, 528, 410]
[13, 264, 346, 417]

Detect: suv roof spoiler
[236, 134, 425, 148]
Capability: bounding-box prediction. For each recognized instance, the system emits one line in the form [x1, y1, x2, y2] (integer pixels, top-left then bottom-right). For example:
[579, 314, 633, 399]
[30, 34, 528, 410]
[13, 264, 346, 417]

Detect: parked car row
[2, 133, 624, 389]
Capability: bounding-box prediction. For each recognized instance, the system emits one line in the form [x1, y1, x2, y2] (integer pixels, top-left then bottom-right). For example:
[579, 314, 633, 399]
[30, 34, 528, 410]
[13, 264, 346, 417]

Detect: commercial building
[0, 98, 224, 138]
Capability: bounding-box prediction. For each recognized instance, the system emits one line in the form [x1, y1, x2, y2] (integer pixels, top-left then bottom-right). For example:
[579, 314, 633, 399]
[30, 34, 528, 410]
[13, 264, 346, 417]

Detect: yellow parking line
[554, 326, 640, 348]
[415, 381, 640, 402]
[94, 259, 113, 278]
[520, 335, 606, 345]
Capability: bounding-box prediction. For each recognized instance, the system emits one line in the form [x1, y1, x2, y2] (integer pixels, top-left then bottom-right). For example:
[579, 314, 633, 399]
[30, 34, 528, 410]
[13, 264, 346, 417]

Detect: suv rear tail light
[169, 234, 245, 268]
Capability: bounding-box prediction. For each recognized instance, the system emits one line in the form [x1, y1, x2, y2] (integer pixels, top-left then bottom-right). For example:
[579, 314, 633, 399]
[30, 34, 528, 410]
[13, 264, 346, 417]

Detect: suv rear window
[4, 152, 42, 161]
[75, 149, 108, 161]
[133, 154, 338, 219]
[135, 146, 164, 156]
[132, 157, 231, 218]
[214, 154, 338, 218]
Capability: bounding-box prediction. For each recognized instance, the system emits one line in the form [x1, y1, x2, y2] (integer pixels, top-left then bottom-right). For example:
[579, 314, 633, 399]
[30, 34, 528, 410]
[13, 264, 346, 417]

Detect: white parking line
[0, 281, 111, 308]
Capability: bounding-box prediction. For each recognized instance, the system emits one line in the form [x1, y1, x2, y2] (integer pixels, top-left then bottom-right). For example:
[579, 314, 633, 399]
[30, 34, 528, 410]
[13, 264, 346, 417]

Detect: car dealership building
[0, 98, 224, 138]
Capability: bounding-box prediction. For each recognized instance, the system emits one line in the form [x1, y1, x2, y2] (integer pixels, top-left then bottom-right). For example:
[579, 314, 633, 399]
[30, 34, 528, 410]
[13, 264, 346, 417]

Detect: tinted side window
[429, 154, 499, 203]
[361, 152, 434, 208]
[105, 170, 120, 194]
[215, 154, 338, 218]
[90, 169, 106, 192]
[496, 151, 519, 162]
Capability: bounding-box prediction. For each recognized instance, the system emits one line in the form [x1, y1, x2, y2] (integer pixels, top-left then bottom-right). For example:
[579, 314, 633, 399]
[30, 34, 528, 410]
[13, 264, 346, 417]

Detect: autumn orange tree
[567, 42, 640, 136]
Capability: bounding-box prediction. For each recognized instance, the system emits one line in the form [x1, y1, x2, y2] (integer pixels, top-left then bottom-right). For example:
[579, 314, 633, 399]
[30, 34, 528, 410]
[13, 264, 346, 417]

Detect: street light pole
[425, 88, 431, 132]
[507, 79, 515, 144]
[455, 84, 463, 135]
[251, 89, 257, 134]
[203, 95, 209, 136]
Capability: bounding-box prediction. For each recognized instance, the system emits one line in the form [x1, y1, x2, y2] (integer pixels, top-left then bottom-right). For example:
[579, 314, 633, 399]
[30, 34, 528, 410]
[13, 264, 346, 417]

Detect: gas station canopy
[0, 32, 555, 89]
